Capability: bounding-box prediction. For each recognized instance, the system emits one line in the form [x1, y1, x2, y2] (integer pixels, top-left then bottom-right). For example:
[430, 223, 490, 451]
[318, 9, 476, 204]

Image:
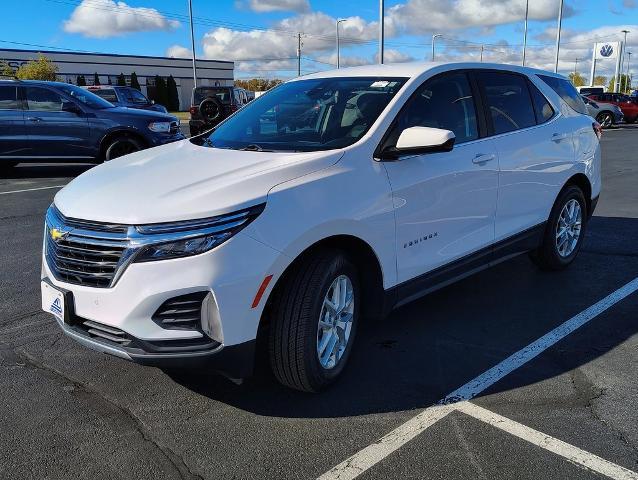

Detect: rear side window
[193, 87, 232, 105]
[0, 85, 19, 110]
[478, 72, 536, 135]
[538, 75, 588, 115]
[529, 82, 555, 124]
[92, 89, 118, 103]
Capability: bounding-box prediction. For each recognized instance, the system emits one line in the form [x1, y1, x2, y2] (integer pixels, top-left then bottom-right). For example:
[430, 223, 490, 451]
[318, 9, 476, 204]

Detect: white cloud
[166, 45, 192, 58]
[377, 49, 415, 63]
[64, 0, 180, 38]
[238, 0, 310, 13]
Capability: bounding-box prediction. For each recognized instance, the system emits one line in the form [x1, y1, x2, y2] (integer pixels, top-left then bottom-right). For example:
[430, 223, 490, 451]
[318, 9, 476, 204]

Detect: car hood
[106, 106, 177, 122]
[54, 140, 343, 224]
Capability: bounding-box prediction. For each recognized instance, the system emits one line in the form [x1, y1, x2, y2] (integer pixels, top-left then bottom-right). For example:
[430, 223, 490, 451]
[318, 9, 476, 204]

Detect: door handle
[27, 117, 43, 122]
[552, 132, 568, 142]
[472, 153, 496, 165]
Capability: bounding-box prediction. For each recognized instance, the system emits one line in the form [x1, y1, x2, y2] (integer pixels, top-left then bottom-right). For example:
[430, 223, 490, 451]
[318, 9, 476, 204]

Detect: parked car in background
[0, 80, 183, 169]
[189, 86, 249, 136]
[586, 92, 638, 123]
[41, 63, 600, 392]
[84, 85, 168, 113]
[581, 95, 624, 128]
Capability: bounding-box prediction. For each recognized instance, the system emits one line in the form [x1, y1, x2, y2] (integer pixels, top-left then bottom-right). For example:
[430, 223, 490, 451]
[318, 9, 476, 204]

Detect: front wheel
[596, 112, 613, 128]
[268, 250, 359, 392]
[530, 185, 587, 271]
[104, 136, 144, 161]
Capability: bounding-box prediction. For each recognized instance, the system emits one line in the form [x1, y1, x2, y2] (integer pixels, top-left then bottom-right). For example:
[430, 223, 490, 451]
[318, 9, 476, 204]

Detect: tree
[107, 76, 112, 85]
[116, 73, 127, 86]
[0, 60, 14, 78]
[608, 74, 631, 93]
[568, 72, 585, 87]
[166, 75, 180, 111]
[76, 75, 86, 86]
[593, 75, 607, 86]
[151, 75, 169, 109]
[130, 72, 141, 91]
[15, 54, 58, 81]
[93, 72, 100, 86]
[234, 78, 283, 92]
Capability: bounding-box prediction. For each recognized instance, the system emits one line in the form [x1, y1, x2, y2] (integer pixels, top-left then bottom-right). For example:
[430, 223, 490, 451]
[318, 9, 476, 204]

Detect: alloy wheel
[555, 199, 582, 258]
[316, 274, 355, 370]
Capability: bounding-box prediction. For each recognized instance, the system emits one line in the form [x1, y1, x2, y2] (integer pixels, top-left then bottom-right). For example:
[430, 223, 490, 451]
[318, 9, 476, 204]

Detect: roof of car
[294, 62, 564, 81]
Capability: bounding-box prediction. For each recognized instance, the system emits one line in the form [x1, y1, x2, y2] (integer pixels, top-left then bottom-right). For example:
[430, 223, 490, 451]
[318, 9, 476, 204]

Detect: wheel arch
[256, 234, 388, 355]
[563, 173, 592, 216]
[98, 128, 149, 160]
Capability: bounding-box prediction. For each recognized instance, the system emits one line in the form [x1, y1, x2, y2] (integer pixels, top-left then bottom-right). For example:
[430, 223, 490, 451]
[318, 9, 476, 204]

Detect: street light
[554, 0, 564, 73]
[621, 30, 630, 92]
[379, 0, 384, 64]
[432, 33, 443, 61]
[522, 0, 529, 66]
[188, 0, 197, 87]
[627, 52, 633, 92]
[336, 19, 347, 69]
[574, 57, 579, 76]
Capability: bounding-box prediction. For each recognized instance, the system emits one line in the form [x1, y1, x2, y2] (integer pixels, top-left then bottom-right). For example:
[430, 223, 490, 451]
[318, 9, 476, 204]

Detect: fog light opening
[201, 292, 223, 344]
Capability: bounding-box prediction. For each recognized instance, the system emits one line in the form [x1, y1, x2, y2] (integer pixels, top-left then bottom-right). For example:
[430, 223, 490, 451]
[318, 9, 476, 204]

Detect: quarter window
[0, 86, 19, 110]
[26, 87, 63, 112]
[388, 72, 479, 146]
[529, 82, 555, 124]
[538, 75, 588, 115]
[479, 72, 536, 135]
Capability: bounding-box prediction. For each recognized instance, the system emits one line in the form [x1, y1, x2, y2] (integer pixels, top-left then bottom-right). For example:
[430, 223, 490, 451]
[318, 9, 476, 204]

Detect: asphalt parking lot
[1, 126, 637, 480]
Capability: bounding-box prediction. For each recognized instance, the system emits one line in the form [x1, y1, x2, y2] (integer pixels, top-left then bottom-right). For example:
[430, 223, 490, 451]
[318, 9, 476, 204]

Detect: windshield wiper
[239, 144, 272, 152]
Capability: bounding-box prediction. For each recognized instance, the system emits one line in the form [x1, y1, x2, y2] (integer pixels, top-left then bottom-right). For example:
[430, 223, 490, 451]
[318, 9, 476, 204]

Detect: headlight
[133, 204, 265, 262]
[148, 121, 172, 133]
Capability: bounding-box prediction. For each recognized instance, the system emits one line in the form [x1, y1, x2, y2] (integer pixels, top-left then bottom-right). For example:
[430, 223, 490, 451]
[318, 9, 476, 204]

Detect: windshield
[193, 87, 233, 105]
[194, 77, 407, 152]
[59, 84, 113, 109]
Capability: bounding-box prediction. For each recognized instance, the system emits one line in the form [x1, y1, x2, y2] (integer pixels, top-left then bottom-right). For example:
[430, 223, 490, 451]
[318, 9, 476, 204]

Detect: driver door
[382, 71, 499, 288]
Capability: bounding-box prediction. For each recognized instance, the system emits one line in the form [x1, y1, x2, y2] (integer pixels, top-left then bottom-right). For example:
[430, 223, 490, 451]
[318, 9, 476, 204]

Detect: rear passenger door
[477, 71, 573, 242]
[0, 84, 29, 158]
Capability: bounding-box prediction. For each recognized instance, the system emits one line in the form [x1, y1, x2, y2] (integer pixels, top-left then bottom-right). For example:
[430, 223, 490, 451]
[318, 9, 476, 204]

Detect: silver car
[582, 95, 624, 128]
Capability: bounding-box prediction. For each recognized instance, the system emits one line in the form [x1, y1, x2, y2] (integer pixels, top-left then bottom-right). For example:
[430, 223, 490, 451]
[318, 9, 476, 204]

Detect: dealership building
[0, 48, 235, 110]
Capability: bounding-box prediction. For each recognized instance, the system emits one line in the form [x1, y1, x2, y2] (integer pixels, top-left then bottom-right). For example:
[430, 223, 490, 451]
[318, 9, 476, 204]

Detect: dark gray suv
[0, 80, 183, 170]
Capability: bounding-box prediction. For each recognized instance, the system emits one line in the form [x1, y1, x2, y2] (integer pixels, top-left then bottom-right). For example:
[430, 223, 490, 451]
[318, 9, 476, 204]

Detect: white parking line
[0, 185, 65, 195]
[457, 402, 638, 480]
[318, 276, 638, 480]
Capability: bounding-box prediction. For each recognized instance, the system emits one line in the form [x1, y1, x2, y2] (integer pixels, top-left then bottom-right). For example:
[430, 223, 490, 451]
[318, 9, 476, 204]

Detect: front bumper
[149, 131, 185, 146]
[42, 231, 284, 377]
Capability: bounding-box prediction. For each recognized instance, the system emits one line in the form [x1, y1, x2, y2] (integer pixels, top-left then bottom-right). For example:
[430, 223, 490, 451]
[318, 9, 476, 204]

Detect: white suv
[41, 63, 601, 392]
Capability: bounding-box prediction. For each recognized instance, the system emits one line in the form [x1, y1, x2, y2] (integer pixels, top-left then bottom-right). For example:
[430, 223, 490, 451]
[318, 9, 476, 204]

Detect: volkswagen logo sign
[600, 44, 614, 57]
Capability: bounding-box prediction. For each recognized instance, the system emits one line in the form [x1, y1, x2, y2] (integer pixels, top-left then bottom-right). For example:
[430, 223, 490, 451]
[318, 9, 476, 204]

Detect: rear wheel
[268, 249, 359, 392]
[104, 136, 144, 161]
[596, 112, 613, 128]
[530, 185, 587, 271]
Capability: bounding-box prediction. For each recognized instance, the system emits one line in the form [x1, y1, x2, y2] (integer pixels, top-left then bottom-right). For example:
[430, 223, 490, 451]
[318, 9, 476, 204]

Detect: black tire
[530, 185, 587, 271]
[596, 112, 613, 128]
[268, 249, 360, 393]
[199, 97, 223, 123]
[104, 136, 144, 161]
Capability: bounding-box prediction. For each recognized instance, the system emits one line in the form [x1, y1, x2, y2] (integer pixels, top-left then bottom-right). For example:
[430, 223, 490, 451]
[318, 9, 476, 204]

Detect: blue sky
[1, 0, 636, 79]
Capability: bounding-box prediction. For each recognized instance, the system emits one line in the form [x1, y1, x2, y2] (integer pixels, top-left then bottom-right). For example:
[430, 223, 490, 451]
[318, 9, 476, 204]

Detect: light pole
[574, 57, 579, 76]
[522, 0, 529, 66]
[621, 30, 629, 92]
[554, 0, 564, 73]
[627, 52, 633, 92]
[480, 45, 484, 62]
[187, 0, 197, 88]
[379, 0, 384, 64]
[432, 33, 443, 61]
[336, 19, 347, 69]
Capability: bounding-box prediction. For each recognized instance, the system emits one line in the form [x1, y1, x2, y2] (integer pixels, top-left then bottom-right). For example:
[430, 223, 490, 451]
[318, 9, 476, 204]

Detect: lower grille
[80, 320, 132, 347]
[152, 292, 207, 331]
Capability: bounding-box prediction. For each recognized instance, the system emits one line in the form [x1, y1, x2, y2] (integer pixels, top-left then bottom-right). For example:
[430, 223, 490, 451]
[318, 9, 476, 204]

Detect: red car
[586, 93, 638, 123]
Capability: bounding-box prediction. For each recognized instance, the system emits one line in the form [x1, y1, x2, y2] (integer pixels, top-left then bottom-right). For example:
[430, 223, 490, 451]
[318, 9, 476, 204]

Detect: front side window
[385, 72, 479, 147]
[196, 77, 407, 152]
[538, 75, 588, 115]
[0, 86, 19, 110]
[26, 87, 63, 111]
[479, 72, 536, 135]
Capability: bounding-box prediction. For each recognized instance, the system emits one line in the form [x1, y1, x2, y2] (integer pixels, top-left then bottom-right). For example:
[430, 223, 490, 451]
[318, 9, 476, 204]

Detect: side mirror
[382, 127, 455, 160]
[62, 101, 82, 115]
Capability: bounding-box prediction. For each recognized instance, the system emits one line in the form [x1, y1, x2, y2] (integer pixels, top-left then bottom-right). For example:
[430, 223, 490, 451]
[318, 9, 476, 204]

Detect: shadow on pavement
[165, 216, 637, 419]
[4, 163, 95, 179]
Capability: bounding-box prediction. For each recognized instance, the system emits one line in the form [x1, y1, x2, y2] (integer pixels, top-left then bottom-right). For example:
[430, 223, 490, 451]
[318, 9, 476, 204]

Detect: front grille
[45, 207, 130, 288]
[80, 320, 132, 347]
[152, 292, 207, 331]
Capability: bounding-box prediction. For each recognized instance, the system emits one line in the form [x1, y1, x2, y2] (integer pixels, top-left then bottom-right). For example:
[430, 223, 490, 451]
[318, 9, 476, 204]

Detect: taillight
[189, 106, 198, 115]
[593, 122, 603, 140]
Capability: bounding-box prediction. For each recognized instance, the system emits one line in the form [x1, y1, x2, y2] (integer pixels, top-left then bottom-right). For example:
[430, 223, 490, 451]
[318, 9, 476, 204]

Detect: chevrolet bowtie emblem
[50, 228, 69, 242]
